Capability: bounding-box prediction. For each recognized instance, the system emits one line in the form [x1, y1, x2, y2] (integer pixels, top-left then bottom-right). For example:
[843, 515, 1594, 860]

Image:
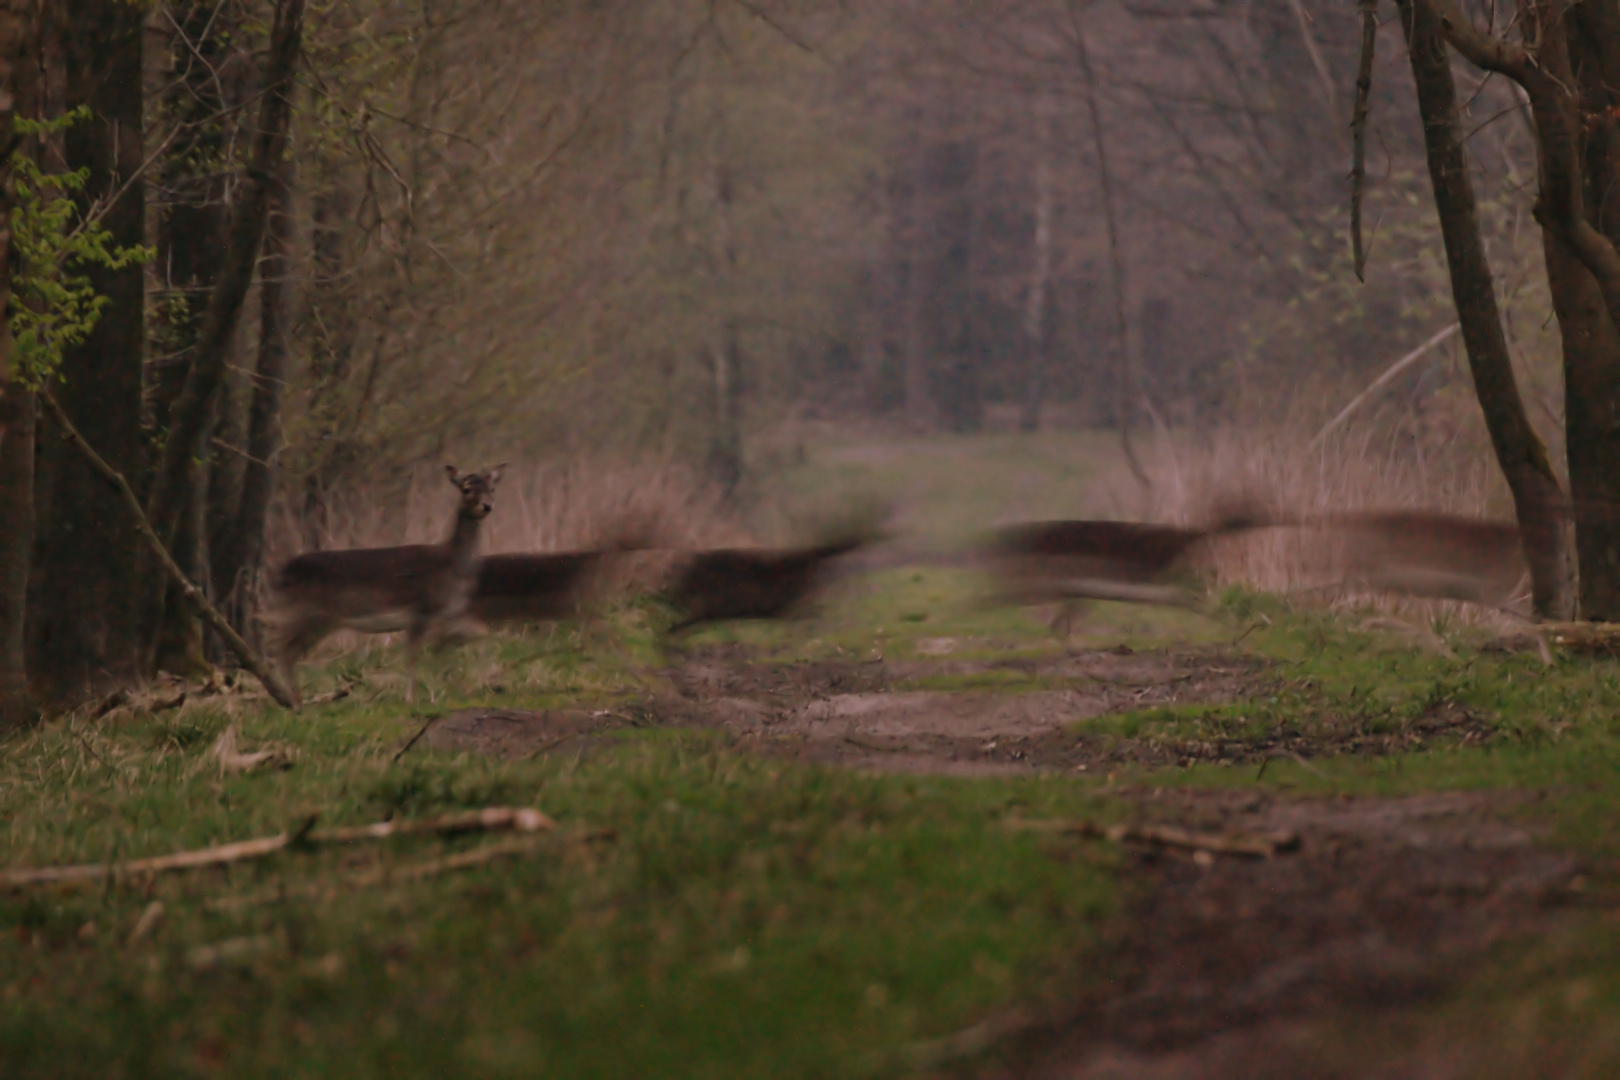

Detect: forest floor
[4, 429, 1620, 1077]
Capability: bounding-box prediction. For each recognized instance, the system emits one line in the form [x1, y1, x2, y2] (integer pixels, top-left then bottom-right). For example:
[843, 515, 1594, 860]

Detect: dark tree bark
[1425, 0, 1620, 618]
[0, 0, 43, 730]
[1398, 0, 1574, 618]
[0, 390, 32, 730]
[26, 0, 146, 703]
[142, 0, 303, 665]
[0, 0, 21, 437]
[212, 157, 295, 639]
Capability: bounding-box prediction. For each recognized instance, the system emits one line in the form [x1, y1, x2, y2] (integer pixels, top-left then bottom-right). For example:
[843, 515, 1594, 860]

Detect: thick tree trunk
[212, 158, 294, 641]
[27, 0, 146, 703]
[0, 0, 39, 729]
[1399, 0, 1574, 618]
[1428, 0, 1620, 618]
[0, 389, 33, 730]
[1561, 5, 1620, 618]
[142, 0, 303, 664]
[0, 0, 19, 404]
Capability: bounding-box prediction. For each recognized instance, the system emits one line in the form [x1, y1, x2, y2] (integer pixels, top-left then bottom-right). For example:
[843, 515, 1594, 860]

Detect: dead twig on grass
[1, 817, 318, 888]
[1, 807, 555, 889]
[207, 826, 615, 910]
[393, 713, 442, 762]
[309, 806, 554, 843]
[210, 723, 297, 775]
[1005, 816, 1298, 858]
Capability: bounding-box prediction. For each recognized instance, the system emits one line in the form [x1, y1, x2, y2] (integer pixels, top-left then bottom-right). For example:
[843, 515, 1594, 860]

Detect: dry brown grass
[1085, 415, 1532, 626]
[266, 457, 753, 568]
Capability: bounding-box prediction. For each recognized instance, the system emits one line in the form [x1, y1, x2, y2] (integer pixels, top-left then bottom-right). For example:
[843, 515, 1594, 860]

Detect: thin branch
[1063, 0, 1153, 488]
[1351, 0, 1379, 280]
[1310, 322, 1462, 447]
[1, 807, 556, 889]
[1288, 0, 1340, 118]
[38, 390, 299, 709]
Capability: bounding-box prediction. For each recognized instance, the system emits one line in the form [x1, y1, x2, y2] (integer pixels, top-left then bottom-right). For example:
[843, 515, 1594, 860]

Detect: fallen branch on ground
[1005, 817, 1298, 858]
[1, 807, 555, 889]
[210, 723, 296, 774]
[1542, 622, 1620, 656]
[392, 713, 442, 762]
[206, 826, 616, 911]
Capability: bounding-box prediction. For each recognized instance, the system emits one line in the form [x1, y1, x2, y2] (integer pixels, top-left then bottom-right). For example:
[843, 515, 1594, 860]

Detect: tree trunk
[0, 389, 33, 730]
[0, 0, 21, 405]
[707, 159, 743, 495]
[26, 0, 146, 704]
[1020, 151, 1053, 434]
[1562, 6, 1620, 618]
[142, 0, 304, 665]
[922, 133, 980, 433]
[1398, 0, 1574, 618]
[1427, 0, 1620, 618]
[212, 156, 294, 641]
[0, 0, 40, 730]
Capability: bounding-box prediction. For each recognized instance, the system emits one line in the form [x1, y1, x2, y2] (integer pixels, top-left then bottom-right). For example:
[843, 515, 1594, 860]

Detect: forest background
[0, 0, 1597, 723]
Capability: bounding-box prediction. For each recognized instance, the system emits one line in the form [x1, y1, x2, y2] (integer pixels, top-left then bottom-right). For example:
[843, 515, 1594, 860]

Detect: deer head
[445, 463, 506, 521]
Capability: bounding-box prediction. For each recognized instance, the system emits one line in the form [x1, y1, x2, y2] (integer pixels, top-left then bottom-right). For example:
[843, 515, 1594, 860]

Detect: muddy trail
[963, 788, 1588, 1079]
[421, 645, 1589, 1076]
[424, 643, 1491, 774]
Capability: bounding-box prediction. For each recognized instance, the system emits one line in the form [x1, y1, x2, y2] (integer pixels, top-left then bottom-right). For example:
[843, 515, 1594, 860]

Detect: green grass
[766, 429, 1118, 548]
[14, 422, 1620, 1075]
[0, 679, 1125, 1079]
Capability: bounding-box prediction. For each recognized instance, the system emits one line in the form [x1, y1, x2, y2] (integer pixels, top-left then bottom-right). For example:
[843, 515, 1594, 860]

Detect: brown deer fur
[1306, 510, 1528, 610]
[985, 512, 1266, 637]
[266, 464, 504, 704]
[664, 537, 870, 636]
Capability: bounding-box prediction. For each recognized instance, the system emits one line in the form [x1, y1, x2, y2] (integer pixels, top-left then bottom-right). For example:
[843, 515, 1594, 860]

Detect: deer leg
[404, 618, 428, 705]
[269, 614, 337, 710]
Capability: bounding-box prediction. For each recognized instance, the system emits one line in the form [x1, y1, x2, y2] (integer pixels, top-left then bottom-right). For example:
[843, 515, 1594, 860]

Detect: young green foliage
[6, 106, 154, 389]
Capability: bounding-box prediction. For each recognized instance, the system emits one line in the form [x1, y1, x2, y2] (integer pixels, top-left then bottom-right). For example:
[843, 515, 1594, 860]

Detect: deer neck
[446, 510, 484, 572]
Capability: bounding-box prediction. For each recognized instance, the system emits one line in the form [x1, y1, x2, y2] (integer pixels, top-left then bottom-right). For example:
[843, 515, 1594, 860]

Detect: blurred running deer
[266, 464, 505, 705]
[985, 508, 1267, 637]
[1303, 510, 1529, 612]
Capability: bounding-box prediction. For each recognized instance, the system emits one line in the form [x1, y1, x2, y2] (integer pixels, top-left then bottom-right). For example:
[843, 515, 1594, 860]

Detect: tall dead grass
[1087, 412, 1530, 624]
[265, 457, 753, 569]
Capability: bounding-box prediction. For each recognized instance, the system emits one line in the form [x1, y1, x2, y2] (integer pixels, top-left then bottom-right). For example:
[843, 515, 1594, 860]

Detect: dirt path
[427, 643, 1486, 774]
[421, 646, 1587, 1076]
[965, 788, 1584, 1079]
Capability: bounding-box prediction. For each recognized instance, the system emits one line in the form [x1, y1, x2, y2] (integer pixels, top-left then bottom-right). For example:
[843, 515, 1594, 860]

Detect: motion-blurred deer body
[1311, 510, 1528, 610]
[985, 511, 1265, 636]
[664, 536, 870, 636]
[266, 465, 504, 704]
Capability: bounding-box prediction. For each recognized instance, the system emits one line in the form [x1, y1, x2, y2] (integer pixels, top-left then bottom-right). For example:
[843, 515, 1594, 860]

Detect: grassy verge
[8, 557, 1620, 1076]
[0, 684, 1124, 1078]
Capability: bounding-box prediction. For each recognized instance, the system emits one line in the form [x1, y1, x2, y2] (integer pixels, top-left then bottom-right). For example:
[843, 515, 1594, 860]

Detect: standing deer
[266, 464, 504, 705]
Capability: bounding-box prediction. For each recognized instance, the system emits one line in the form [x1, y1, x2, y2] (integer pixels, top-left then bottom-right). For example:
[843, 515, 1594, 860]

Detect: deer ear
[485, 462, 507, 487]
[445, 464, 462, 486]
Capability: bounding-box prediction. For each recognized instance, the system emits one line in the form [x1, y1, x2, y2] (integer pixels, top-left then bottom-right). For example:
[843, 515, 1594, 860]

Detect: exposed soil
[421, 645, 1588, 1077]
[963, 788, 1590, 1080]
[426, 643, 1489, 775]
